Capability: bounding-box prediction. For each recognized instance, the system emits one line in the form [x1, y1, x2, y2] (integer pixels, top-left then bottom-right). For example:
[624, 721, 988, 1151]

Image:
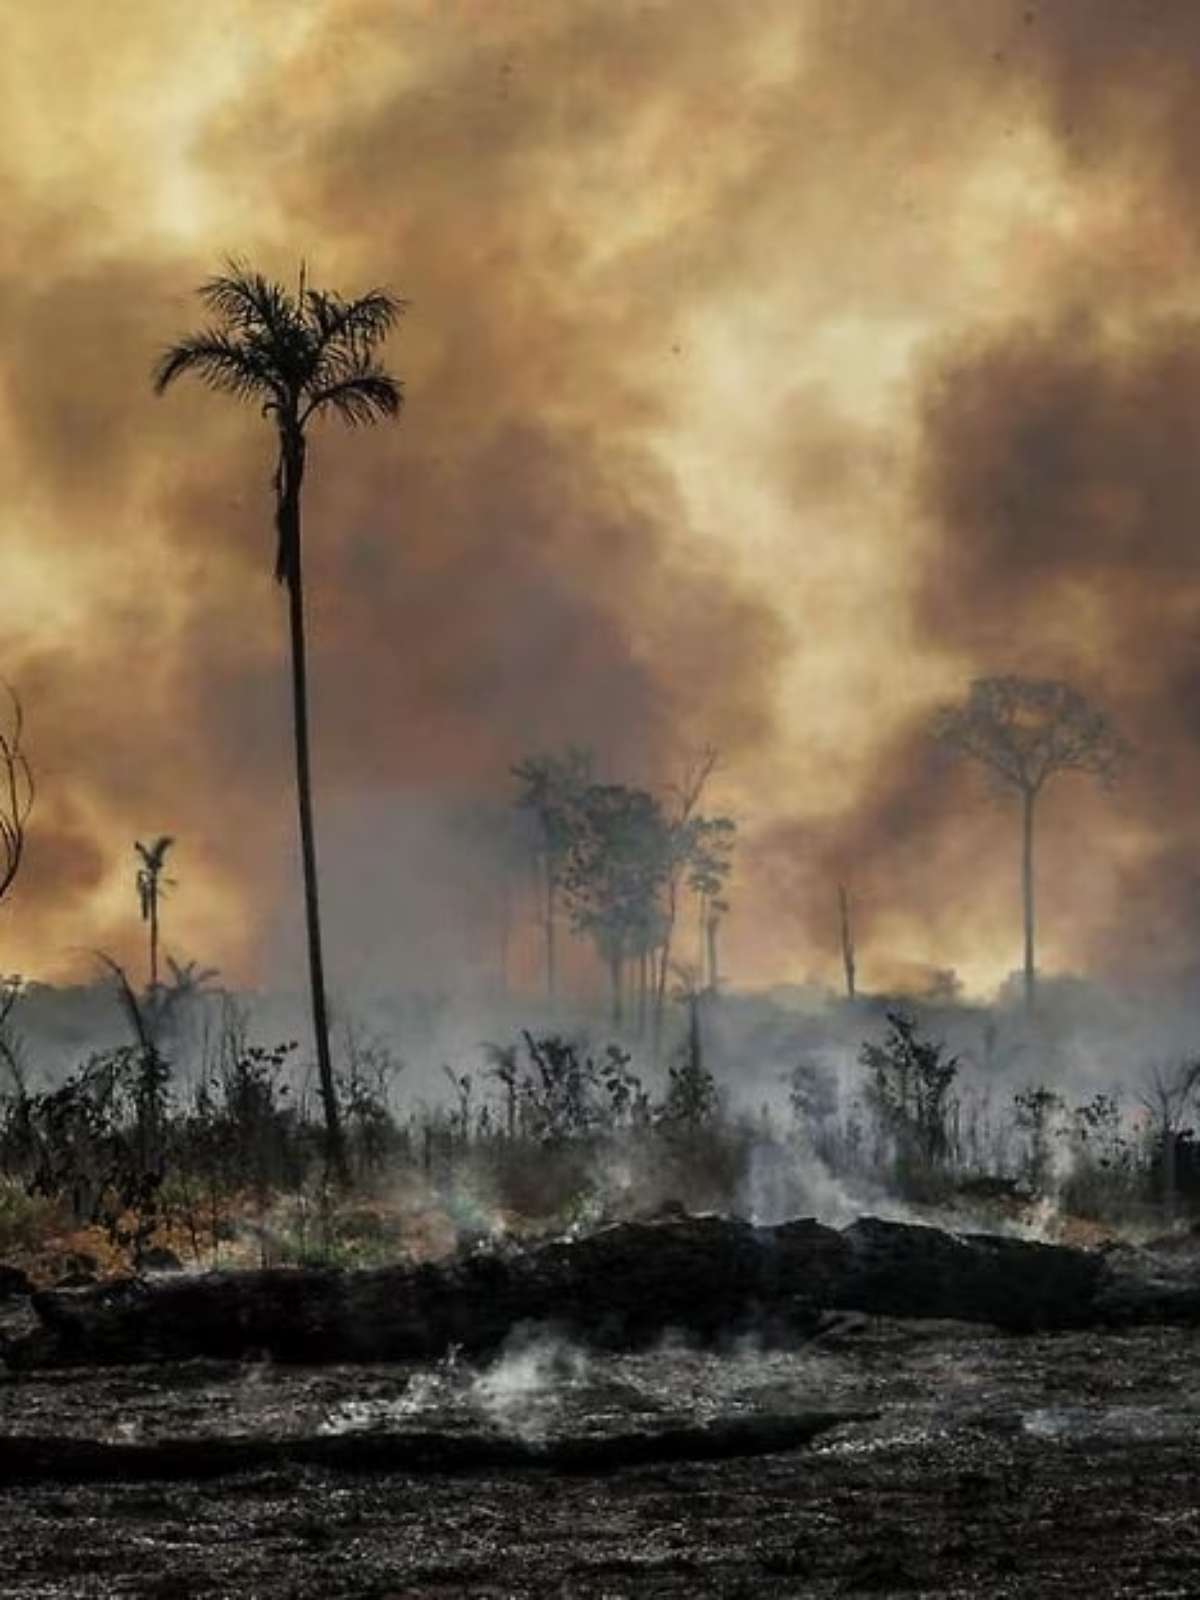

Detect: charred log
[7, 1215, 1200, 1372]
[0, 1264, 32, 1300]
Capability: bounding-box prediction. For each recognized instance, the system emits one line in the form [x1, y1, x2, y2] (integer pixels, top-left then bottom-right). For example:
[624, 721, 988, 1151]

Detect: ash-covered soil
[3, 1319, 1200, 1596]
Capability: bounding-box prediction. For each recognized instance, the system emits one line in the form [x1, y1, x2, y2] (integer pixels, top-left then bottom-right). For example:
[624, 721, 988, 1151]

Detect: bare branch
[0, 684, 33, 904]
[933, 676, 1127, 797]
[1139, 1058, 1200, 1134]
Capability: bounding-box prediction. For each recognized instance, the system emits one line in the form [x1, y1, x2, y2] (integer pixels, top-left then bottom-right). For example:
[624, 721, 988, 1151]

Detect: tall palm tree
[153, 261, 403, 1184]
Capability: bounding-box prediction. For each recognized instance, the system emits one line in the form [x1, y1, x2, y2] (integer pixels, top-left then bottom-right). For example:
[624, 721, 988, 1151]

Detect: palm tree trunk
[149, 895, 159, 991]
[282, 491, 348, 1187]
[1022, 785, 1036, 1013]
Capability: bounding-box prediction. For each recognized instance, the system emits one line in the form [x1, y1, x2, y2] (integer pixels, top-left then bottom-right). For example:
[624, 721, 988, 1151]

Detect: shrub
[860, 1009, 959, 1193]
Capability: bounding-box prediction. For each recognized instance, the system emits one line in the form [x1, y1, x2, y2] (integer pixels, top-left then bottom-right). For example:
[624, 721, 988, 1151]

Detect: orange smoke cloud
[1, 1, 1198, 1000]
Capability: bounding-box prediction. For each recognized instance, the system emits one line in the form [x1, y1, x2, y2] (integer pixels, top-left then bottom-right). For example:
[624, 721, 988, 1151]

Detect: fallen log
[0, 1264, 32, 1300]
[0, 1410, 875, 1485]
[835, 1218, 1103, 1330]
[1092, 1244, 1200, 1325]
[6, 1214, 1199, 1371]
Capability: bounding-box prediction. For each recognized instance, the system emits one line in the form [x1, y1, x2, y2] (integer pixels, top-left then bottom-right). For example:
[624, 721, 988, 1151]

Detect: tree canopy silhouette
[933, 676, 1126, 1011]
[153, 261, 404, 1184]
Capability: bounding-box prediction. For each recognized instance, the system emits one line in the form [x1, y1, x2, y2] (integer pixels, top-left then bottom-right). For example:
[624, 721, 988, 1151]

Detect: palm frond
[199, 260, 297, 340]
[135, 836, 175, 869]
[306, 288, 403, 353]
[93, 951, 151, 1050]
[306, 290, 403, 395]
[195, 263, 319, 395]
[157, 262, 403, 442]
[152, 332, 283, 405]
[303, 370, 404, 427]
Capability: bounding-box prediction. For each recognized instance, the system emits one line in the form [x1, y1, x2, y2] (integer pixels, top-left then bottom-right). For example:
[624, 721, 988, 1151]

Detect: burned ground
[3, 1213, 1200, 1596]
[2, 1322, 1200, 1596]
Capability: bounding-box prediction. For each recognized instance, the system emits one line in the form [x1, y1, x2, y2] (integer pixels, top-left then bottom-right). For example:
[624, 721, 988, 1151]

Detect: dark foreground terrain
[3, 1318, 1200, 1597]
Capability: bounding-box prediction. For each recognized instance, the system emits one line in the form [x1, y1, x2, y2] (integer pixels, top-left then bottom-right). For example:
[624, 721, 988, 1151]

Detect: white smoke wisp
[734, 1135, 922, 1230]
[469, 1329, 590, 1441]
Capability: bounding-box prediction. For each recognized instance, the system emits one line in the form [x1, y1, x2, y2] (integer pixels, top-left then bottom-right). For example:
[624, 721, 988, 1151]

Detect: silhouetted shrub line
[1, 1004, 1198, 1286]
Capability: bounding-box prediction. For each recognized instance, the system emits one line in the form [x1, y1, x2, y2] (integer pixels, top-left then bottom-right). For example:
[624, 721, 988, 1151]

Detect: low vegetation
[0, 971, 1197, 1287]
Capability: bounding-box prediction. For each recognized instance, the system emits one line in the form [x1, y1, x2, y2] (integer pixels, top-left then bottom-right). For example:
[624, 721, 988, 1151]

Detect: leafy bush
[860, 1010, 959, 1193]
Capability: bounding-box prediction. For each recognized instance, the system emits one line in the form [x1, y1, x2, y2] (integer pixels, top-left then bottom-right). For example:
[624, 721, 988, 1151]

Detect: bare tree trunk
[1022, 786, 1036, 1013]
[544, 863, 557, 1006]
[652, 881, 678, 1058]
[838, 883, 856, 1001]
[652, 747, 719, 1057]
[610, 948, 623, 1027]
[497, 874, 511, 997]
[1163, 1126, 1178, 1223]
[283, 491, 348, 1188]
[706, 913, 719, 994]
[0, 686, 33, 906]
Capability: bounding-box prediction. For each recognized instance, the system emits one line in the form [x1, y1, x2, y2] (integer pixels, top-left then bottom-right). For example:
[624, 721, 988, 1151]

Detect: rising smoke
[1, 2, 1199, 1006]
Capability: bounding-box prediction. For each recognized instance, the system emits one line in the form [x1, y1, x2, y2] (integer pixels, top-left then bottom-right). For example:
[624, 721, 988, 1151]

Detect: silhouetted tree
[652, 746, 719, 1053]
[562, 782, 670, 1026]
[1139, 1058, 1200, 1221]
[154, 261, 404, 1184]
[134, 836, 174, 991]
[686, 815, 736, 992]
[934, 676, 1126, 1012]
[0, 685, 33, 910]
[512, 748, 593, 1005]
[861, 1008, 959, 1177]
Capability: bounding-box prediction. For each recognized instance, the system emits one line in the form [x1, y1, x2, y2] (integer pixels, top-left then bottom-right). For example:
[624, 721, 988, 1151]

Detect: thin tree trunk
[652, 881, 677, 1058]
[610, 948, 623, 1027]
[652, 752, 718, 1054]
[283, 493, 348, 1187]
[497, 875, 510, 998]
[544, 863, 557, 1006]
[838, 883, 856, 1002]
[149, 895, 159, 991]
[706, 914, 719, 995]
[1022, 785, 1036, 1013]
[1163, 1125, 1178, 1222]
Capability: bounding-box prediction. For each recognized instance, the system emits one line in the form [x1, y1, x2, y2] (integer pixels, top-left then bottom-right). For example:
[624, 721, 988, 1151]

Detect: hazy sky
[4, 0, 1200, 998]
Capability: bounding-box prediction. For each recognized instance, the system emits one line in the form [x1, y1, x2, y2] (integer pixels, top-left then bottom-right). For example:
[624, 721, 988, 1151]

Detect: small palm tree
[135, 835, 175, 990]
[153, 261, 404, 1185]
